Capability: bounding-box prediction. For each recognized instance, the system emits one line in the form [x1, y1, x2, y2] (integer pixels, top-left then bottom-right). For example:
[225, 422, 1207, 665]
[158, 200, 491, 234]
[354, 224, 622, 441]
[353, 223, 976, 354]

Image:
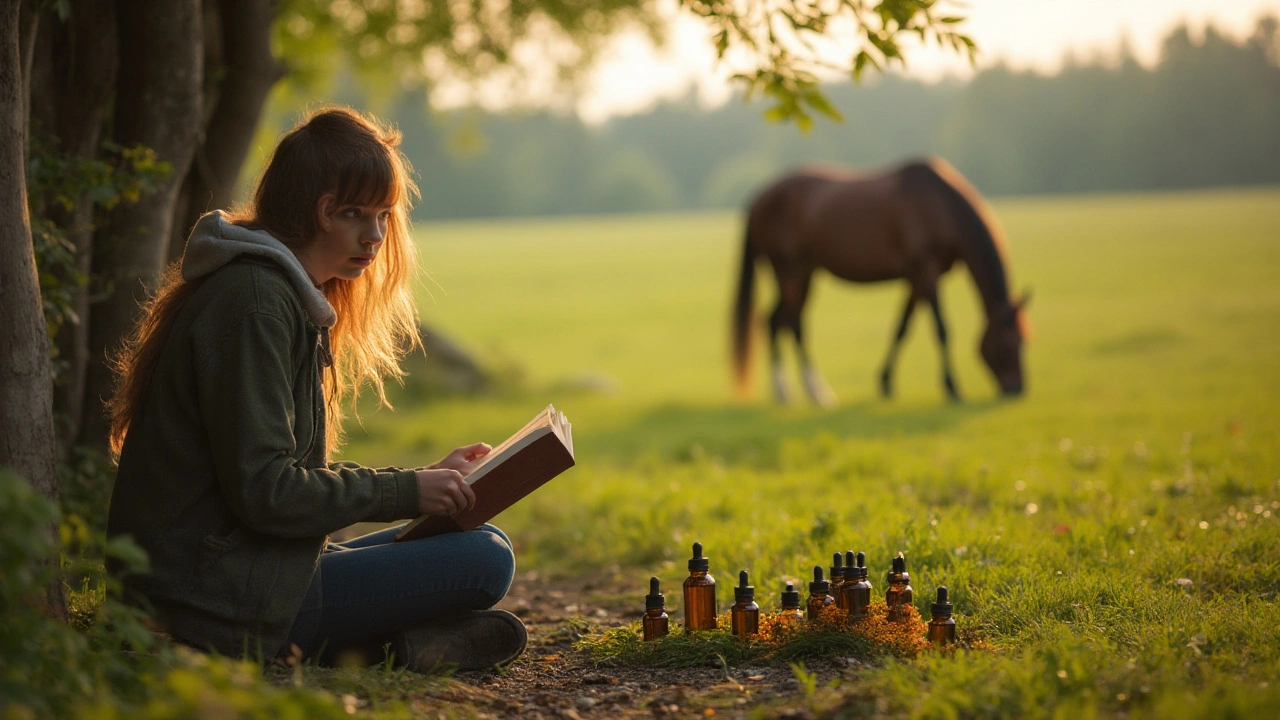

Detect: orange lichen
[844, 603, 930, 657]
[727, 602, 930, 658]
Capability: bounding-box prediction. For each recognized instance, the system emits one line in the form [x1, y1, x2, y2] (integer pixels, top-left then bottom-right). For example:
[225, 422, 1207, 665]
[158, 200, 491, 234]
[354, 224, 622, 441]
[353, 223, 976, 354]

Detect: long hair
[109, 106, 421, 459]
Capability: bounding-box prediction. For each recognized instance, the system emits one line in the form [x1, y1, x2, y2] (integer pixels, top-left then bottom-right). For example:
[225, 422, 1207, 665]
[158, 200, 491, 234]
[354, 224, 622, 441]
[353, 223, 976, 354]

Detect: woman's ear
[316, 193, 337, 232]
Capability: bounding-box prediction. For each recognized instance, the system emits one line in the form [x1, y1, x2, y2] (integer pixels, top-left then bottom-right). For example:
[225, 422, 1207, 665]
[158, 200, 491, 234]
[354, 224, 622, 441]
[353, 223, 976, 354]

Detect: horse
[732, 157, 1029, 405]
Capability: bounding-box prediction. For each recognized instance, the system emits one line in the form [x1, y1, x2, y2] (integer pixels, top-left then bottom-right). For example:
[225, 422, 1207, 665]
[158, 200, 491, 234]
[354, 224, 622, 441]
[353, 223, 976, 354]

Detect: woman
[105, 107, 526, 670]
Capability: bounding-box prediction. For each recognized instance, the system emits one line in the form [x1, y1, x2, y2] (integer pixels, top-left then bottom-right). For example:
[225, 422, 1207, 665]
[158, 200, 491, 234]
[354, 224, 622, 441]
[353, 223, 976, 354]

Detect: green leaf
[804, 91, 844, 121]
[763, 105, 790, 123]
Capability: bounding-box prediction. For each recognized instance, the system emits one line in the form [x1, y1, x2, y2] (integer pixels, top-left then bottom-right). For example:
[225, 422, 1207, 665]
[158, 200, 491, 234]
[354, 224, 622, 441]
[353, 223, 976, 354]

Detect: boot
[396, 609, 528, 672]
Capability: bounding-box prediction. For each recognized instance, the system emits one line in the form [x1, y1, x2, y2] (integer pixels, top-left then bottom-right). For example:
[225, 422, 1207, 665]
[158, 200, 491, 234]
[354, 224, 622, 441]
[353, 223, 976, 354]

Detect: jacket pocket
[197, 527, 246, 572]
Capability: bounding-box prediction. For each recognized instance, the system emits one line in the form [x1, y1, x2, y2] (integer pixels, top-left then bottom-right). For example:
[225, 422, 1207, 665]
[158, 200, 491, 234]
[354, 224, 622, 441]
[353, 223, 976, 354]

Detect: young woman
[105, 107, 526, 670]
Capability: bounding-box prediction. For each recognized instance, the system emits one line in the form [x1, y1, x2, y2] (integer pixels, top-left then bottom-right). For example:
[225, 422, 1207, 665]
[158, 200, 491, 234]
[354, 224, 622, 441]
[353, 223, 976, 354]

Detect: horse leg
[927, 292, 961, 401]
[779, 271, 836, 407]
[879, 290, 919, 398]
[768, 303, 792, 404]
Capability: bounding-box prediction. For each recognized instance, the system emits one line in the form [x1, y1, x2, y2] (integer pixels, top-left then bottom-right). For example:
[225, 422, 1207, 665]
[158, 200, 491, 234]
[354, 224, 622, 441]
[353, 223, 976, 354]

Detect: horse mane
[905, 158, 1012, 313]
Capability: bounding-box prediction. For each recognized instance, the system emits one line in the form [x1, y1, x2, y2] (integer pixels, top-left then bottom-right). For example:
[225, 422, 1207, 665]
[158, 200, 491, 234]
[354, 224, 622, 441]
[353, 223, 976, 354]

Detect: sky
[430, 0, 1280, 123]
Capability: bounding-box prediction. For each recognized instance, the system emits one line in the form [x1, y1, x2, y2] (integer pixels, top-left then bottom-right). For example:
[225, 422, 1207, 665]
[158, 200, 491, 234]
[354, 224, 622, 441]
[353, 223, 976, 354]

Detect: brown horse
[732, 157, 1028, 404]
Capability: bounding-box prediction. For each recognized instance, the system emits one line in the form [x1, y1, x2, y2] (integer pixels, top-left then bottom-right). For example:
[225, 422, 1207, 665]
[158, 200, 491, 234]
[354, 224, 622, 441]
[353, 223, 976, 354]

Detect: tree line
[354, 16, 1279, 220]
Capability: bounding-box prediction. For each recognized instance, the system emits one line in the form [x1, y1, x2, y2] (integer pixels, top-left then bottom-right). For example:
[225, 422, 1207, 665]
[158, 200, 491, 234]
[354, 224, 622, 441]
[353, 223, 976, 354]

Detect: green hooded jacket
[107, 210, 421, 658]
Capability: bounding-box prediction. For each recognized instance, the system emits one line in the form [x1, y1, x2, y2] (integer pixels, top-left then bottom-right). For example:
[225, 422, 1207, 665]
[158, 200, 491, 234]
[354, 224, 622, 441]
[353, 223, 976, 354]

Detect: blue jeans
[285, 523, 515, 663]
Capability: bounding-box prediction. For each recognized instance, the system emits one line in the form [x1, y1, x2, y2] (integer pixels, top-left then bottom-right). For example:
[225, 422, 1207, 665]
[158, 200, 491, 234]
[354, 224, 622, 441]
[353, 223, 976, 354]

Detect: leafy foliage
[271, 0, 973, 124]
[684, 0, 975, 128]
[0, 471, 366, 719]
[27, 127, 171, 385]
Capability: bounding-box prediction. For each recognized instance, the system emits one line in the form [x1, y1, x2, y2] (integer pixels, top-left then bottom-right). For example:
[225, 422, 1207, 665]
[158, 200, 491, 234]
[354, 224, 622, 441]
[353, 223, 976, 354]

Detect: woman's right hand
[414, 468, 476, 518]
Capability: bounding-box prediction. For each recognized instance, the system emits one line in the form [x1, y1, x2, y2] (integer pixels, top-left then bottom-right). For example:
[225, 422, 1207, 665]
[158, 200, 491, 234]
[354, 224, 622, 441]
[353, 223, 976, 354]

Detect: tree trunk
[28, 3, 118, 457]
[80, 0, 203, 452]
[170, 0, 285, 261]
[1, 0, 65, 619]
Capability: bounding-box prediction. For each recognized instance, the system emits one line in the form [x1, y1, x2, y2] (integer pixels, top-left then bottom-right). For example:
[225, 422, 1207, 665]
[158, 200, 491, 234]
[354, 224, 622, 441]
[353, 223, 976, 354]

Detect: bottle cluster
[642, 543, 956, 649]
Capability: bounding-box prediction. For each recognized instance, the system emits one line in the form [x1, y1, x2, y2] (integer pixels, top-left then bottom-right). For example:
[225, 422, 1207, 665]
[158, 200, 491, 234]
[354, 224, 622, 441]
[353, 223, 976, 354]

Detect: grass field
[345, 186, 1280, 717]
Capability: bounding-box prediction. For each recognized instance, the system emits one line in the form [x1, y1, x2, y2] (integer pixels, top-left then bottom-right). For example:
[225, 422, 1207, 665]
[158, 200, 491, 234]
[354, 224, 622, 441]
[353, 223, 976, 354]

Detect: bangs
[334, 148, 400, 209]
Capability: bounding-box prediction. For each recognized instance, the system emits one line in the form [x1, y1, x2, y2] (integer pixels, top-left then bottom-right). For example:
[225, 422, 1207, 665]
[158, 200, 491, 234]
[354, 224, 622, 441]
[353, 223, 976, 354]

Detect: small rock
[575, 697, 598, 711]
[606, 691, 633, 705]
[582, 673, 618, 685]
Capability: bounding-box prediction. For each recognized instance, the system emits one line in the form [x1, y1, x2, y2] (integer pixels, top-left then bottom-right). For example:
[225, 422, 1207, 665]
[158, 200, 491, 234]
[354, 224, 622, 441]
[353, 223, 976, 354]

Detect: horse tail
[732, 220, 757, 395]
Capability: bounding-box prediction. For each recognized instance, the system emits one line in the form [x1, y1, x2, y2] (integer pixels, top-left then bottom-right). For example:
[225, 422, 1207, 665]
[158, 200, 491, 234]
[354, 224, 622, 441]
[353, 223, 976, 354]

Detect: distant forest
[327, 17, 1280, 220]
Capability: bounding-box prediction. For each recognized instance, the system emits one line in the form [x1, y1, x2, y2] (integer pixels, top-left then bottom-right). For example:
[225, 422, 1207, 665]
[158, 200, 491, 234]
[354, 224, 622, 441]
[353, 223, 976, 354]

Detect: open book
[395, 404, 575, 541]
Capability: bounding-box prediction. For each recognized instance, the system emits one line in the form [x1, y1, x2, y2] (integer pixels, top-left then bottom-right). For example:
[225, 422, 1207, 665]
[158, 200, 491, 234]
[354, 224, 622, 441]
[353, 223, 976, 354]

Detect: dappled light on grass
[336, 189, 1280, 716]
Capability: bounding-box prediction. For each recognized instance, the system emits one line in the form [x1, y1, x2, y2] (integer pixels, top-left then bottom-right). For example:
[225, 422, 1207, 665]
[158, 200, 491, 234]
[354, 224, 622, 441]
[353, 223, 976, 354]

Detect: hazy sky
[431, 0, 1279, 123]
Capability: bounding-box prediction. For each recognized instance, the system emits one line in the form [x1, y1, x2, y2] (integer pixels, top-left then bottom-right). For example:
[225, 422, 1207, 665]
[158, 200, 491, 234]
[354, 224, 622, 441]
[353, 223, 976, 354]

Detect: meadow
[344, 186, 1280, 717]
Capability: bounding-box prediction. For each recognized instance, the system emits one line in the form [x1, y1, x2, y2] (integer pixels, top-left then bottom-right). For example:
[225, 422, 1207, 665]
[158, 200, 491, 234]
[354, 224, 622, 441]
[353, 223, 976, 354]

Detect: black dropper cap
[781, 582, 801, 609]
[845, 550, 855, 576]
[932, 586, 953, 617]
[688, 542, 710, 572]
[854, 551, 869, 580]
[830, 552, 845, 581]
[646, 577, 665, 610]
[887, 553, 910, 583]
[734, 570, 755, 603]
[809, 566, 829, 595]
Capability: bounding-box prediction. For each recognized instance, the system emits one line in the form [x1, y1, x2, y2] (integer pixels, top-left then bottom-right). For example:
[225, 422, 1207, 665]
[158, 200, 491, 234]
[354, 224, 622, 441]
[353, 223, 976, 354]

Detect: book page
[462, 405, 558, 485]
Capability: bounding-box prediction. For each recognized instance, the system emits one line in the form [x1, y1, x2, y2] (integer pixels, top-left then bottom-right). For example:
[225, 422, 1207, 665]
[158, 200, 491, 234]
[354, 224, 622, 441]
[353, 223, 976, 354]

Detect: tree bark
[1, 0, 65, 619]
[171, 0, 285, 261]
[28, 3, 118, 456]
[80, 0, 203, 451]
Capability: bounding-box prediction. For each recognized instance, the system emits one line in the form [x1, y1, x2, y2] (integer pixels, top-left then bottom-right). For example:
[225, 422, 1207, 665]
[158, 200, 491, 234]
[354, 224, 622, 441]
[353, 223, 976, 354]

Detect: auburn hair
[109, 106, 421, 459]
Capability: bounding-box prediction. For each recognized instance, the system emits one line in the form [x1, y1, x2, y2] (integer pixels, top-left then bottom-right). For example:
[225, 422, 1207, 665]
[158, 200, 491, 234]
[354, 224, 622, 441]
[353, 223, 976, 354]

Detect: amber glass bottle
[683, 542, 717, 630]
[806, 566, 834, 621]
[927, 586, 956, 648]
[830, 552, 848, 612]
[643, 577, 669, 641]
[884, 553, 914, 622]
[730, 570, 759, 638]
[778, 582, 804, 627]
[846, 551, 873, 619]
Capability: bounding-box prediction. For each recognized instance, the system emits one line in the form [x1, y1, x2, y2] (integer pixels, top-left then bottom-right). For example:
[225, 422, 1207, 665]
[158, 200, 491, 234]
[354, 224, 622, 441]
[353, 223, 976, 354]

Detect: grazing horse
[732, 158, 1028, 404]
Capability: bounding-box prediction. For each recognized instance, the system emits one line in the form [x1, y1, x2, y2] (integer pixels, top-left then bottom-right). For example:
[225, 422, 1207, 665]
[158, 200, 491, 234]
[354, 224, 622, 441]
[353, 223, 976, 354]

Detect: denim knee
[465, 526, 516, 606]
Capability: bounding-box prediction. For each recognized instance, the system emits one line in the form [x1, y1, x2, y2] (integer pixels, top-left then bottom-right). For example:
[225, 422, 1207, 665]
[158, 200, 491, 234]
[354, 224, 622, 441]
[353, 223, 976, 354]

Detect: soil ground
[431, 571, 860, 719]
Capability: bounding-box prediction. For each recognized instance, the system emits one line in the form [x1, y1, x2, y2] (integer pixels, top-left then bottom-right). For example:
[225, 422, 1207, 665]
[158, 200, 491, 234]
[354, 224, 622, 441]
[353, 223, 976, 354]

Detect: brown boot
[395, 609, 528, 672]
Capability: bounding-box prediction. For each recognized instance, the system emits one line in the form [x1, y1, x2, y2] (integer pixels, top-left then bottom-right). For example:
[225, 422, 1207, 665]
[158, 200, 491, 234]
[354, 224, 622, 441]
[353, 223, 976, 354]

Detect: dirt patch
[436, 571, 866, 718]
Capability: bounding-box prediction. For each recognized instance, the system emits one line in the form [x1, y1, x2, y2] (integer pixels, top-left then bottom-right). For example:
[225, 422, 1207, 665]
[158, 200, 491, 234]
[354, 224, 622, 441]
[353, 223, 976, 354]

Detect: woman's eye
[343, 208, 361, 219]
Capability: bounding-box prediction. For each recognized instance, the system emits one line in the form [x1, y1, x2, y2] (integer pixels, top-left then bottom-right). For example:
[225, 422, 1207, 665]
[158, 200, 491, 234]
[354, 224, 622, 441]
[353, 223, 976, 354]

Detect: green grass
[344, 186, 1280, 717]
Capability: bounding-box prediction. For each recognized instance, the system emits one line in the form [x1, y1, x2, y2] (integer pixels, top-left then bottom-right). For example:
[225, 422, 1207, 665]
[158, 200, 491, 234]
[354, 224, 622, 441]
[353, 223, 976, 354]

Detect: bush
[0, 471, 353, 719]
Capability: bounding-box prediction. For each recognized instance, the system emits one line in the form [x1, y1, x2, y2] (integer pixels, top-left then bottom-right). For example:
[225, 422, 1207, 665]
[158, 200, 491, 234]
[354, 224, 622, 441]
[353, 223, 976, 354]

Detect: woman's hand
[414, 468, 476, 518]
[429, 442, 492, 482]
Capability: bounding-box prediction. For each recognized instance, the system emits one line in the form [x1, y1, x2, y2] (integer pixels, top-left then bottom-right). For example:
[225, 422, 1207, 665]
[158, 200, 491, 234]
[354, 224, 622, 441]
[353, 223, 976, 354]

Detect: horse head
[980, 291, 1031, 396]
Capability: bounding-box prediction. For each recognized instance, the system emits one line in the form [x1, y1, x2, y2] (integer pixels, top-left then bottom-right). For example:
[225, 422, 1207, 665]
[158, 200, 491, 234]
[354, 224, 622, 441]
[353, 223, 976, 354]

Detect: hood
[181, 210, 336, 328]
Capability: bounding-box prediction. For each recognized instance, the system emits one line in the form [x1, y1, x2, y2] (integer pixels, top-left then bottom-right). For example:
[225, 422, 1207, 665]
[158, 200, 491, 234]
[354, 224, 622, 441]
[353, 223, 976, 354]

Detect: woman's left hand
[429, 443, 492, 481]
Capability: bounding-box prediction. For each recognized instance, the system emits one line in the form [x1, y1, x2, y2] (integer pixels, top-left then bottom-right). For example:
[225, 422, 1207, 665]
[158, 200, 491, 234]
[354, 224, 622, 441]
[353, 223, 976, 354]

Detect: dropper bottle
[846, 551, 873, 619]
[927, 586, 956, 648]
[730, 570, 759, 638]
[806, 566, 834, 621]
[778, 582, 804, 627]
[830, 552, 848, 612]
[683, 542, 717, 631]
[884, 552, 914, 621]
[642, 577, 669, 641]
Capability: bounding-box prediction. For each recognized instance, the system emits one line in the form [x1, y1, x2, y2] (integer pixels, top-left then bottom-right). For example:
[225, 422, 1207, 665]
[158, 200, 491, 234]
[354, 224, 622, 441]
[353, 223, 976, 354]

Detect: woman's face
[296, 193, 392, 284]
